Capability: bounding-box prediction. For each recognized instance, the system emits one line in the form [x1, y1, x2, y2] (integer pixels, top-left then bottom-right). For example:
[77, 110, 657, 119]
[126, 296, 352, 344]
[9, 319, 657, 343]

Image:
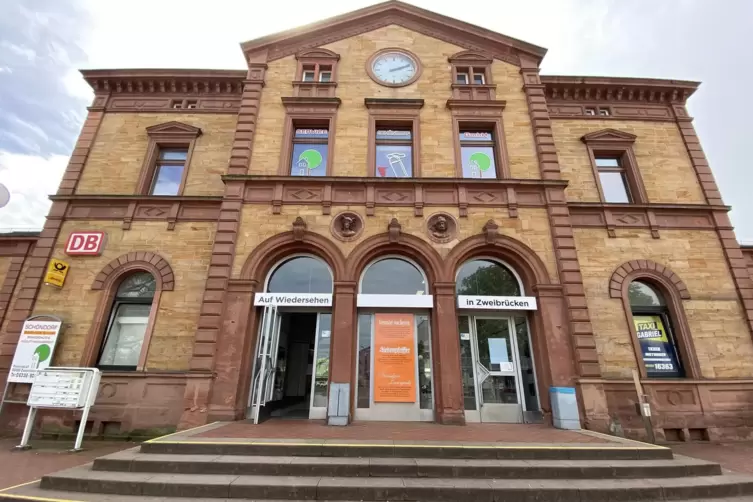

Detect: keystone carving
[388, 218, 402, 243]
[292, 216, 307, 241]
[483, 219, 499, 243]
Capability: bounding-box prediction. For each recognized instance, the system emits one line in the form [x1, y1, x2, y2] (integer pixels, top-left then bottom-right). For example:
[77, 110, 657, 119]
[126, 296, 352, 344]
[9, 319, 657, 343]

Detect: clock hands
[389, 64, 412, 73]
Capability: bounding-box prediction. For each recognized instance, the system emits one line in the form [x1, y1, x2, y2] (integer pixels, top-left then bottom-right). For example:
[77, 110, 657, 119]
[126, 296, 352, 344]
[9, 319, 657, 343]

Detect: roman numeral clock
[367, 48, 422, 87]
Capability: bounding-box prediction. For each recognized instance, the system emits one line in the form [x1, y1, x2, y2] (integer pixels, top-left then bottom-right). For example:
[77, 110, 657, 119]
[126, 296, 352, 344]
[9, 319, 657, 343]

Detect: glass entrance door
[460, 315, 540, 423]
[249, 304, 280, 424]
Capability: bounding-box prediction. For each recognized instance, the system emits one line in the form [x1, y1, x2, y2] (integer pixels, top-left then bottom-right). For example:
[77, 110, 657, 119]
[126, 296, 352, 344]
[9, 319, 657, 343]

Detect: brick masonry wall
[31, 221, 215, 370]
[231, 206, 558, 282]
[552, 119, 706, 203]
[575, 227, 753, 379]
[250, 25, 539, 179]
[745, 248, 753, 281]
[76, 113, 237, 196]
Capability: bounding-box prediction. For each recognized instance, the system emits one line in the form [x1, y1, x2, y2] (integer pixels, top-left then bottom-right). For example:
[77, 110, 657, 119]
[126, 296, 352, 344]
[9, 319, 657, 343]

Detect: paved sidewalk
[0, 438, 135, 489]
[671, 441, 753, 475]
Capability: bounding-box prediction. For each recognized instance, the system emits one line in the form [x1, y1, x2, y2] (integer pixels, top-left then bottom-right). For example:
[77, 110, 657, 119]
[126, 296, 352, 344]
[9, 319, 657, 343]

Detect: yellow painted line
[0, 494, 85, 502]
[0, 480, 85, 502]
[579, 429, 669, 449]
[0, 480, 39, 494]
[152, 439, 659, 450]
[144, 421, 220, 443]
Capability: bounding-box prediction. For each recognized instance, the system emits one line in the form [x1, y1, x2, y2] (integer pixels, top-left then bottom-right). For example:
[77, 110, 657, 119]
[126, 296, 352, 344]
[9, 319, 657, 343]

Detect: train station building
[1, 1, 753, 441]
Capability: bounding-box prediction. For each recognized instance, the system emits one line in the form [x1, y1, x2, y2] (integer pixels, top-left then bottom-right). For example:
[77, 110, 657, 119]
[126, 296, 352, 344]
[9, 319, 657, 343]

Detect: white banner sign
[8, 320, 62, 383]
[457, 295, 538, 310]
[357, 294, 434, 308]
[28, 368, 99, 409]
[254, 293, 332, 307]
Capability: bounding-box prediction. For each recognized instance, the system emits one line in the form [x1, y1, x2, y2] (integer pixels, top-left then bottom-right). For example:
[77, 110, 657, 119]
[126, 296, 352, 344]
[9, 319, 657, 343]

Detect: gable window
[150, 148, 188, 195]
[459, 130, 498, 179]
[290, 127, 329, 176]
[98, 272, 156, 371]
[375, 127, 414, 178]
[299, 63, 335, 83]
[595, 156, 631, 203]
[629, 281, 684, 378]
[454, 66, 487, 85]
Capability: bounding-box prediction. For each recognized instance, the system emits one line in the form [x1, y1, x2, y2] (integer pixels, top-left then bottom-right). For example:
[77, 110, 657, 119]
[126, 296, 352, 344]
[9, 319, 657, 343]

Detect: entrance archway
[454, 258, 541, 423]
[355, 255, 435, 422]
[248, 254, 334, 423]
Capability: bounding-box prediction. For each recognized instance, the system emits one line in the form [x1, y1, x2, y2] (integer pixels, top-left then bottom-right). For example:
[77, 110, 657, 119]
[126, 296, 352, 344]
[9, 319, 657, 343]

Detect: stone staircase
[3, 439, 753, 501]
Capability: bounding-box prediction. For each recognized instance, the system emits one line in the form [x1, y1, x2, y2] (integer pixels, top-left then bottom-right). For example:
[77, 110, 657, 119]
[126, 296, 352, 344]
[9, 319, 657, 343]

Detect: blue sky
[1, 0, 752, 242]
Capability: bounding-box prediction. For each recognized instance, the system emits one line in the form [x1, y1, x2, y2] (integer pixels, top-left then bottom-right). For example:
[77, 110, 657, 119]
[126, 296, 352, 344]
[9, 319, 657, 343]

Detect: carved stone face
[434, 215, 448, 233]
[342, 216, 354, 230]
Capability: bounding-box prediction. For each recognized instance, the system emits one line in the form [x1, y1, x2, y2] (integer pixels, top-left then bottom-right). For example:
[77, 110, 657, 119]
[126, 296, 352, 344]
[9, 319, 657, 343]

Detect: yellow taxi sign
[44, 258, 70, 288]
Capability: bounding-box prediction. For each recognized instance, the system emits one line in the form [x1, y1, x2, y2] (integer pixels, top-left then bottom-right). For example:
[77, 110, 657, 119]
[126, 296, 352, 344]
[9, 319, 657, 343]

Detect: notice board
[373, 313, 416, 403]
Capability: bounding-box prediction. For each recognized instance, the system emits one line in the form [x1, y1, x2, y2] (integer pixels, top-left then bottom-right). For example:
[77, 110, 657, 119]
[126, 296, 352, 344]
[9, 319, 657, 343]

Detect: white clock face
[371, 51, 418, 86]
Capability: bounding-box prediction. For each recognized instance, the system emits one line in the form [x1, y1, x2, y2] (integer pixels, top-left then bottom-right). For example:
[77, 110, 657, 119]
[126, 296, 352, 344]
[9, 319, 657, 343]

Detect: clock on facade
[367, 48, 421, 87]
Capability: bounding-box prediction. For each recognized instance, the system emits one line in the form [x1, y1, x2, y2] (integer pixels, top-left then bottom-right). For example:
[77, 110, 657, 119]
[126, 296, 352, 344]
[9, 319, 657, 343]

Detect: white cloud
[0, 151, 67, 230]
[0, 41, 37, 62]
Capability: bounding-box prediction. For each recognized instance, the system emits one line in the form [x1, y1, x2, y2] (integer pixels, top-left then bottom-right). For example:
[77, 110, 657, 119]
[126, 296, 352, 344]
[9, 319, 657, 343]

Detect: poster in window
[633, 315, 682, 377]
[373, 313, 416, 402]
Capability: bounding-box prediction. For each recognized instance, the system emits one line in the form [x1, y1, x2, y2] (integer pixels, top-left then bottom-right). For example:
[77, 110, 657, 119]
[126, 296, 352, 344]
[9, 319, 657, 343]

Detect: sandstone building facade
[1, 1, 752, 440]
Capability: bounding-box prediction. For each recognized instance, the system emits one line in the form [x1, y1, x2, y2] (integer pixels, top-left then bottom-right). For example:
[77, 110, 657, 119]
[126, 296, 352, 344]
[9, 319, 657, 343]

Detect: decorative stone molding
[426, 212, 457, 244]
[240, 2, 546, 67]
[609, 260, 690, 300]
[581, 129, 636, 144]
[80, 69, 245, 113]
[482, 219, 499, 243]
[292, 217, 307, 241]
[330, 211, 363, 242]
[388, 218, 402, 243]
[92, 252, 175, 292]
[542, 75, 699, 105]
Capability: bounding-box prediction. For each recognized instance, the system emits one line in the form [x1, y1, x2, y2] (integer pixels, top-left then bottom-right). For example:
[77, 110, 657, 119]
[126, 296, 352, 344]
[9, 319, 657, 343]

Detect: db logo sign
[65, 232, 106, 256]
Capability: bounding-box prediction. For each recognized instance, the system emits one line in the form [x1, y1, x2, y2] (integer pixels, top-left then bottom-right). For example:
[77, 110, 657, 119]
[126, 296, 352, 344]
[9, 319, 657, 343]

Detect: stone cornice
[81, 69, 246, 95]
[542, 75, 699, 105]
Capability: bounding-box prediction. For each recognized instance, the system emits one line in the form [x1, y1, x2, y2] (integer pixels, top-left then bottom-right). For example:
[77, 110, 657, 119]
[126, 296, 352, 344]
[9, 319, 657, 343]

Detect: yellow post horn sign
[44, 258, 70, 288]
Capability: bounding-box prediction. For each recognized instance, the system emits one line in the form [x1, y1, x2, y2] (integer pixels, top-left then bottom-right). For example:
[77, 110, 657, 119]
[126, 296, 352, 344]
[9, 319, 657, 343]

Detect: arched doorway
[455, 258, 541, 423]
[355, 256, 435, 421]
[248, 255, 333, 423]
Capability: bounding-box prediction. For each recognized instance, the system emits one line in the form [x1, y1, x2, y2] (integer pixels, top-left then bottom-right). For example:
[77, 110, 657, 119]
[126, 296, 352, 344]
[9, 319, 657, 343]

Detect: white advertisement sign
[254, 293, 332, 307]
[8, 320, 62, 383]
[357, 294, 434, 308]
[28, 368, 98, 409]
[457, 295, 538, 310]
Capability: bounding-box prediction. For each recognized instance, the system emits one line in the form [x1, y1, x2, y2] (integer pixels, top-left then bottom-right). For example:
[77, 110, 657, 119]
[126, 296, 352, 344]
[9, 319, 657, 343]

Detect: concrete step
[140, 439, 674, 460]
[39, 465, 753, 501]
[93, 449, 722, 479]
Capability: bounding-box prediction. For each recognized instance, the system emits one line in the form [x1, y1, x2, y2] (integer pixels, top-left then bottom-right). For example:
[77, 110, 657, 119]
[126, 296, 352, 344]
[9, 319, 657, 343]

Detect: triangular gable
[241, 0, 546, 67]
[581, 129, 637, 143]
[146, 121, 202, 137]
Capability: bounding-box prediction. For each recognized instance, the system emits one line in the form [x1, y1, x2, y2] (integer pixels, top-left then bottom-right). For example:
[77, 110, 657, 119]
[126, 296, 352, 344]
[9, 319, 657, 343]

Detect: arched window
[360, 257, 427, 295]
[266, 256, 332, 293]
[98, 272, 156, 370]
[455, 259, 522, 296]
[629, 280, 684, 378]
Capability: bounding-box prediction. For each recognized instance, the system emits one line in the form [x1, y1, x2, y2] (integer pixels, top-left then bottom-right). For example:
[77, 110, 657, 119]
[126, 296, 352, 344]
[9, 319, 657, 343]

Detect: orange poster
[373, 313, 416, 403]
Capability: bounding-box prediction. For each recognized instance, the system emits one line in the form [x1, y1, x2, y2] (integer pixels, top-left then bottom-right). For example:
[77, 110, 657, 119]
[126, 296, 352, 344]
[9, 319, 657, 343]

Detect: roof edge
[80, 69, 247, 79]
[541, 75, 700, 89]
[240, 0, 546, 63]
